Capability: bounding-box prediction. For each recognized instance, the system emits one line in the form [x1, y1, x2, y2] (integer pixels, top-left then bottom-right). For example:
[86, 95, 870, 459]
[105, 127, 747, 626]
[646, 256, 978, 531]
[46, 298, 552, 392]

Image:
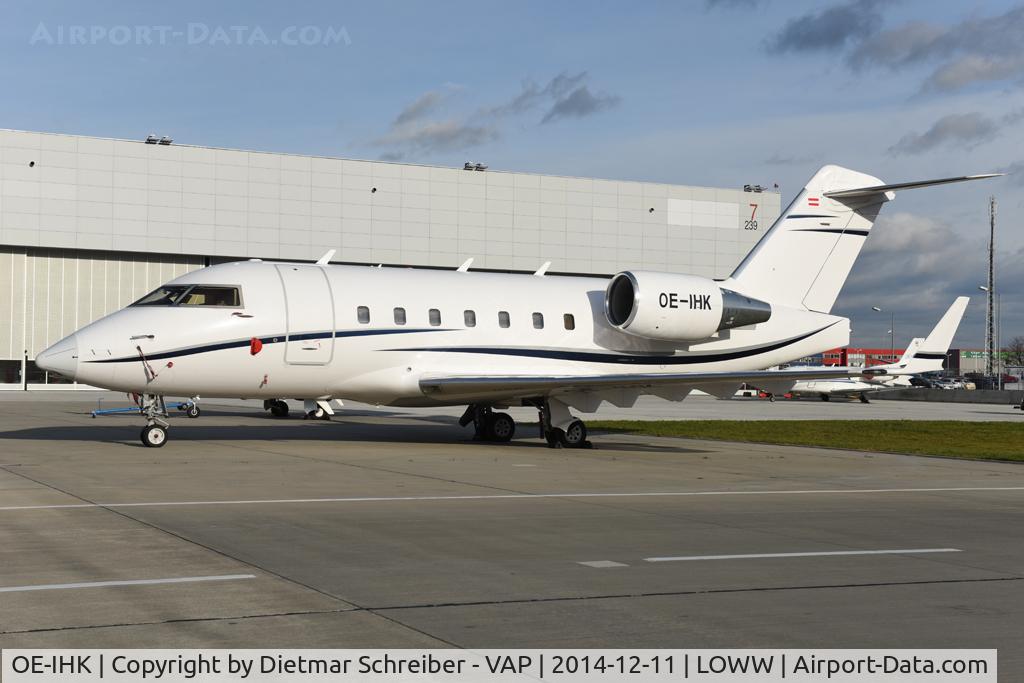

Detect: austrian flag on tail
[807, 196, 820, 206]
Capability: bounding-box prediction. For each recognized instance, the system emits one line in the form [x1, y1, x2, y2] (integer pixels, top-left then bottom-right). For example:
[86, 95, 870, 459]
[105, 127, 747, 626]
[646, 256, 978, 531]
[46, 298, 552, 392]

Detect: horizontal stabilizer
[824, 174, 1001, 200]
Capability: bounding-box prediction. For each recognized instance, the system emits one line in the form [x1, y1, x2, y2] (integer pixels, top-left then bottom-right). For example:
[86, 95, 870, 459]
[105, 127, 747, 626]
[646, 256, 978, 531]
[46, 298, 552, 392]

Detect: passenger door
[276, 264, 335, 365]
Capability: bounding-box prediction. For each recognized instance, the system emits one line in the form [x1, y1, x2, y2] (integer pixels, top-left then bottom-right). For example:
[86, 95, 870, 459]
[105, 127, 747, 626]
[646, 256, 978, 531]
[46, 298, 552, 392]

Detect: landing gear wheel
[859, 393, 870, 404]
[186, 404, 200, 418]
[768, 394, 776, 403]
[306, 406, 330, 420]
[557, 419, 589, 448]
[141, 424, 167, 448]
[820, 394, 830, 402]
[269, 400, 289, 418]
[485, 412, 515, 442]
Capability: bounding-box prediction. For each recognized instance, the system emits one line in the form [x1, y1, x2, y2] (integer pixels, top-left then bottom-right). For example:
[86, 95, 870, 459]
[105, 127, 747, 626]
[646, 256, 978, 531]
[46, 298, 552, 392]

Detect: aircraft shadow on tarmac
[0, 417, 704, 453]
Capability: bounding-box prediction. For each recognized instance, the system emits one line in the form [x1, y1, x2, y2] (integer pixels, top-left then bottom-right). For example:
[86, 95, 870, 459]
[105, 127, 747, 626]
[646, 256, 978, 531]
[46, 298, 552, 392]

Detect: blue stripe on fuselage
[386, 323, 838, 366]
[87, 328, 449, 363]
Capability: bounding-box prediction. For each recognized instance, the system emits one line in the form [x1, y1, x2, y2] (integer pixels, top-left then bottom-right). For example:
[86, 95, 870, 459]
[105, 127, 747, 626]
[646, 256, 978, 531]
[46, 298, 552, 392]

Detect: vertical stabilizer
[919, 296, 969, 356]
[724, 168, 998, 314]
[873, 297, 969, 375]
[724, 165, 890, 313]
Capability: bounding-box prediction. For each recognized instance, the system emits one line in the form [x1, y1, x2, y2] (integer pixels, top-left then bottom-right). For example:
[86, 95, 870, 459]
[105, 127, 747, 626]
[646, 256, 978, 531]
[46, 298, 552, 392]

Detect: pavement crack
[363, 575, 1024, 612]
[0, 607, 358, 636]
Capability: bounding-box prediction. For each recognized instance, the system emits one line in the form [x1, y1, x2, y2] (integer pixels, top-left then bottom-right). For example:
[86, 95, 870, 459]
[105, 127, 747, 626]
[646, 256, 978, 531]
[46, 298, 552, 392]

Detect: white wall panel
[0, 247, 205, 360]
[1, 129, 780, 288]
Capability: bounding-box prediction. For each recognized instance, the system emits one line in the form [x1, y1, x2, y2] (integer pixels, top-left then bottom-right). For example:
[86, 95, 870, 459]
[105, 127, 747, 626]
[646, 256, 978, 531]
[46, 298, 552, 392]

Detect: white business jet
[36, 166, 997, 447]
[785, 296, 968, 402]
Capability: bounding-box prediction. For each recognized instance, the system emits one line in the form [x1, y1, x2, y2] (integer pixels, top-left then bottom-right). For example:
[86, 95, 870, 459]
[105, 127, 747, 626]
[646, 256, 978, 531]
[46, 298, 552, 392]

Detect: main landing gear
[859, 392, 871, 404]
[303, 399, 333, 421]
[264, 399, 289, 418]
[263, 399, 334, 420]
[459, 405, 516, 442]
[460, 398, 592, 448]
[536, 398, 591, 449]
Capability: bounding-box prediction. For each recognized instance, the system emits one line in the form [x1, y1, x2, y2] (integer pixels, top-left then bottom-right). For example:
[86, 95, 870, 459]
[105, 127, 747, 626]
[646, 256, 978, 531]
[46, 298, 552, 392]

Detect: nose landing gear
[141, 423, 167, 447]
[139, 394, 170, 448]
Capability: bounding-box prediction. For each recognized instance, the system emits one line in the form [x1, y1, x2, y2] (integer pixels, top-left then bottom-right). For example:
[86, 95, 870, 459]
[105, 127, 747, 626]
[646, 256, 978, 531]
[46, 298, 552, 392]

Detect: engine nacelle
[604, 270, 771, 342]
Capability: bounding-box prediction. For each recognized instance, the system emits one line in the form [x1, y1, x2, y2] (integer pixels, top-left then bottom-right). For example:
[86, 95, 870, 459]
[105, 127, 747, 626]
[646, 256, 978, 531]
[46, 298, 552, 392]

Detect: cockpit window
[132, 285, 191, 306]
[179, 286, 241, 307]
[131, 285, 242, 307]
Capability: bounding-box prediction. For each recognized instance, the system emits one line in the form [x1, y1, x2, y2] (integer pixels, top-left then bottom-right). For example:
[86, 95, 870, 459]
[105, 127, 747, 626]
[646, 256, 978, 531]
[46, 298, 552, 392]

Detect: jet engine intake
[604, 270, 771, 342]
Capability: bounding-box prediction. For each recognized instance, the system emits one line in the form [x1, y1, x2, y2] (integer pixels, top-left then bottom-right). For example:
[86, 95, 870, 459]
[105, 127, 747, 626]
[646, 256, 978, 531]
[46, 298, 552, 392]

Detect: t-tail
[874, 296, 969, 377]
[722, 166, 1000, 313]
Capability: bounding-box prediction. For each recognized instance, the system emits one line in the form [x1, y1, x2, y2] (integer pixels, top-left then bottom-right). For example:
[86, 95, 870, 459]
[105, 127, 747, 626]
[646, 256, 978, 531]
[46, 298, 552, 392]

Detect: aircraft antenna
[984, 196, 996, 378]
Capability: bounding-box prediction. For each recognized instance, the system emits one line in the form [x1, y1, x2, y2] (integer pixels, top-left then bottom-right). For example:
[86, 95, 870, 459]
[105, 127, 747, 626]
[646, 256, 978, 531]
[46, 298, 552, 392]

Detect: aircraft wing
[420, 367, 867, 398]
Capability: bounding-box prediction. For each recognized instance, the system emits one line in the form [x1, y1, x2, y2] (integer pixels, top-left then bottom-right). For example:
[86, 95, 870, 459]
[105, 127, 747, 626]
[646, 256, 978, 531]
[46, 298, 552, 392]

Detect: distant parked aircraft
[785, 297, 968, 402]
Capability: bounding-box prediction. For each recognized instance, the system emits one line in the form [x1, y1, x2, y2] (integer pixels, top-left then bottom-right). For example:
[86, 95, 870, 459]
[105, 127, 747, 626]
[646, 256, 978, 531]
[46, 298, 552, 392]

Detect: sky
[1, 0, 1022, 349]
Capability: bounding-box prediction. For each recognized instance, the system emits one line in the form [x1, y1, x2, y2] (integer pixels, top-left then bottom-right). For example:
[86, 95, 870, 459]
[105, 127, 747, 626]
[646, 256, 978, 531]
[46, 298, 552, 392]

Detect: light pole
[872, 306, 895, 363]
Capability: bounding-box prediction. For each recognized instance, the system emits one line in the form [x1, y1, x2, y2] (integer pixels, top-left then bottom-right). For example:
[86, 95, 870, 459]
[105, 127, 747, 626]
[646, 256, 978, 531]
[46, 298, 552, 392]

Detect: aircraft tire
[820, 394, 830, 402]
[141, 424, 167, 448]
[186, 404, 200, 418]
[485, 412, 515, 442]
[557, 419, 588, 448]
[270, 400, 289, 418]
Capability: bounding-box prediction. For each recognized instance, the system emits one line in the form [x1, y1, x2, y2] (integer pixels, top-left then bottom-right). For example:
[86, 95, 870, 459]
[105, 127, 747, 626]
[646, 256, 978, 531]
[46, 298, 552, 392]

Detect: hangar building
[0, 129, 780, 388]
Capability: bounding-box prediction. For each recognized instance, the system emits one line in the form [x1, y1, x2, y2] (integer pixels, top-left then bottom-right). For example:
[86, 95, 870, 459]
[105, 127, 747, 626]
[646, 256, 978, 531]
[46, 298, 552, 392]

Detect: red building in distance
[821, 347, 904, 367]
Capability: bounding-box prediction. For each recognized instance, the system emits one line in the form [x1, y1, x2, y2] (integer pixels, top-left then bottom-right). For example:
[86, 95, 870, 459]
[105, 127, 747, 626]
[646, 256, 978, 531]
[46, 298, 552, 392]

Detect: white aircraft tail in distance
[786, 296, 969, 402]
[35, 166, 997, 447]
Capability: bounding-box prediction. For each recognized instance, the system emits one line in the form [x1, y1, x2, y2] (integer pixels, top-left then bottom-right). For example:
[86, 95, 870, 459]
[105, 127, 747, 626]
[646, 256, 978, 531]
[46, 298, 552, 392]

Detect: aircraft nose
[36, 334, 79, 380]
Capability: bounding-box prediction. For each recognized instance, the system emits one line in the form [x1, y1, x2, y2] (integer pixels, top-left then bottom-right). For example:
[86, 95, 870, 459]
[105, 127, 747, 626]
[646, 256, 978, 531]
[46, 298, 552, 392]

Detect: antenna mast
[985, 196, 995, 377]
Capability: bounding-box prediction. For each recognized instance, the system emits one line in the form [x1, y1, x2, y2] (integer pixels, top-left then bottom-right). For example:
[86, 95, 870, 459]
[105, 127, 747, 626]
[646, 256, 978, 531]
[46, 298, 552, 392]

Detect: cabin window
[394, 307, 406, 325]
[429, 308, 441, 326]
[464, 310, 476, 327]
[532, 312, 544, 329]
[498, 311, 510, 328]
[564, 313, 575, 330]
[357, 306, 370, 324]
[178, 286, 241, 307]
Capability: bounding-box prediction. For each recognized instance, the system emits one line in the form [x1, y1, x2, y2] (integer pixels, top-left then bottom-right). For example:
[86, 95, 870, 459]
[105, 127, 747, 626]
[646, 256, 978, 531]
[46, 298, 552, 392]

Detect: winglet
[534, 261, 551, 277]
[457, 257, 474, 272]
[315, 249, 336, 265]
